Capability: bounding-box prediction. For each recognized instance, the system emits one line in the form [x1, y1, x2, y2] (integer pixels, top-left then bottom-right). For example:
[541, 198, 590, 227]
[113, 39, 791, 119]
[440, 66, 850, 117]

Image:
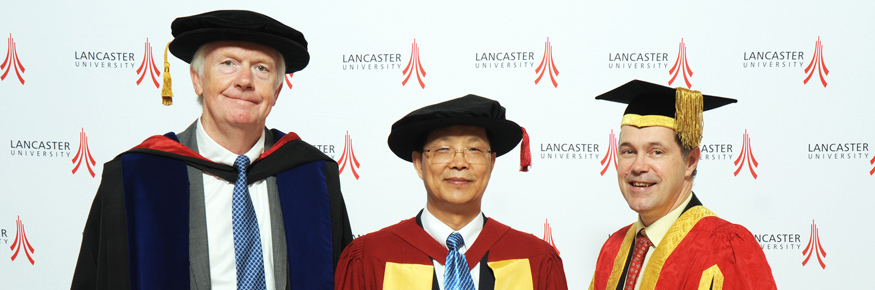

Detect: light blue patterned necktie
[444, 232, 475, 290]
[232, 155, 266, 290]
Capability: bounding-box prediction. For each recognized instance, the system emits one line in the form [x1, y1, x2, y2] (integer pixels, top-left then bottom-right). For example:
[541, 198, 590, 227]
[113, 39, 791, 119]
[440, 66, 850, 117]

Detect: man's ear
[272, 81, 282, 106]
[190, 68, 203, 96]
[686, 146, 701, 177]
[412, 151, 424, 180]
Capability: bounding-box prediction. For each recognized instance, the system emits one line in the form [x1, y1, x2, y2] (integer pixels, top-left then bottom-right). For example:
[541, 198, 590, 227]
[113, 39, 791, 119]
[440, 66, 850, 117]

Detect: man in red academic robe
[335, 95, 568, 290]
[589, 80, 777, 290]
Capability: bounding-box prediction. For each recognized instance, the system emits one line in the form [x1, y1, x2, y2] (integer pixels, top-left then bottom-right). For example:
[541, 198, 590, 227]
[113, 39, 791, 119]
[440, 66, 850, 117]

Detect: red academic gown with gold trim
[589, 198, 776, 290]
[335, 214, 568, 290]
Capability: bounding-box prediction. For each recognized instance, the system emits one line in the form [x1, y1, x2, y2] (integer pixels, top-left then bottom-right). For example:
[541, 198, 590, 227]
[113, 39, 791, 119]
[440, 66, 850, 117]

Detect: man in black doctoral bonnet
[335, 94, 568, 289]
[72, 10, 352, 290]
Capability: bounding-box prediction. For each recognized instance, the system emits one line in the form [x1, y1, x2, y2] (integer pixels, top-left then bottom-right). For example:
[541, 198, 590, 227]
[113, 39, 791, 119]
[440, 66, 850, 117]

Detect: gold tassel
[674, 87, 703, 149]
[161, 41, 173, 106]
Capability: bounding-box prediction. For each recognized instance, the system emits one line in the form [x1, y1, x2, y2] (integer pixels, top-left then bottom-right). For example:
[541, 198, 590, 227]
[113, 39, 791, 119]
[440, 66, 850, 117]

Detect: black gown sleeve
[71, 159, 131, 290]
[324, 160, 354, 270]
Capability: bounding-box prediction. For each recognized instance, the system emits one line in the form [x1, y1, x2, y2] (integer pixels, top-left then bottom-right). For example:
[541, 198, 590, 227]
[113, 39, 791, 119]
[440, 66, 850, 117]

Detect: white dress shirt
[629, 193, 694, 290]
[421, 208, 484, 290]
[196, 120, 275, 290]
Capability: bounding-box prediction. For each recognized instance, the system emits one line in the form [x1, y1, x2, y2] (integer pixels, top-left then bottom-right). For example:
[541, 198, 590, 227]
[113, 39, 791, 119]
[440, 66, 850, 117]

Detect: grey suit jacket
[178, 121, 289, 290]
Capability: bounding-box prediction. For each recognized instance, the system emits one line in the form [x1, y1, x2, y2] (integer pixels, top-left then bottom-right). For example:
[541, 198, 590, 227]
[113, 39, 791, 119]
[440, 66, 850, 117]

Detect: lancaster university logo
[402, 39, 426, 88]
[668, 38, 693, 88]
[600, 130, 618, 176]
[338, 131, 361, 180]
[9, 216, 35, 265]
[136, 38, 161, 88]
[803, 37, 829, 87]
[1, 34, 25, 85]
[543, 219, 559, 255]
[802, 220, 827, 269]
[734, 129, 759, 179]
[870, 154, 875, 175]
[534, 38, 559, 87]
[284, 73, 294, 89]
[72, 128, 97, 177]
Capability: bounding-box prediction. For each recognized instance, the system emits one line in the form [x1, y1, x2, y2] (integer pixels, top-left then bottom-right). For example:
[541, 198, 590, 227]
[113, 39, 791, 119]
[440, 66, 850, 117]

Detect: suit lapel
[178, 122, 212, 290]
[683, 192, 704, 213]
[180, 122, 291, 289]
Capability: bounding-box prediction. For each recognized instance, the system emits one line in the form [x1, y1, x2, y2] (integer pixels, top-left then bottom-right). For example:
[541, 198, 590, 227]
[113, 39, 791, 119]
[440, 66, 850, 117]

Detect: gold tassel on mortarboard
[161, 41, 173, 106]
[674, 87, 703, 149]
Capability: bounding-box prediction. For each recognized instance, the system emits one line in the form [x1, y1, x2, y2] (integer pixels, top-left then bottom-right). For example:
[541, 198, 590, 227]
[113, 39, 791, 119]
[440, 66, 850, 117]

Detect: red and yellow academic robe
[589, 205, 776, 290]
[335, 215, 568, 290]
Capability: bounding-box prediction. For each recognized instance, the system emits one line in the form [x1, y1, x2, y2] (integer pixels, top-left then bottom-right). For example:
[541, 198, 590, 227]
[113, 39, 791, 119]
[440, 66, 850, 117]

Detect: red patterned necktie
[624, 231, 652, 290]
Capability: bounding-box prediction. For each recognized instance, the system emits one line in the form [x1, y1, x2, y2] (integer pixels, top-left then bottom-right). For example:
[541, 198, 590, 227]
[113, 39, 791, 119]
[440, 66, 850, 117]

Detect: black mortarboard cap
[388, 94, 523, 162]
[595, 79, 737, 149]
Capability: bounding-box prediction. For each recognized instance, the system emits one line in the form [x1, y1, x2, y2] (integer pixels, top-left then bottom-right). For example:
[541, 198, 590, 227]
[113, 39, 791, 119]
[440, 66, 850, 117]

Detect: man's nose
[448, 150, 470, 170]
[630, 154, 649, 174]
[235, 66, 253, 90]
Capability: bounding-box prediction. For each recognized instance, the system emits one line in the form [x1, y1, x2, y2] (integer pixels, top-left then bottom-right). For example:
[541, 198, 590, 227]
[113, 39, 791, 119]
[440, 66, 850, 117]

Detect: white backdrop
[1, 1, 872, 289]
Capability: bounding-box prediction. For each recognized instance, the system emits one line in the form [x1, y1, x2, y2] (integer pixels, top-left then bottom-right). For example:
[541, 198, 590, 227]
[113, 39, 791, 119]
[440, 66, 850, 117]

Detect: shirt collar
[635, 193, 693, 248]
[421, 207, 484, 256]
[195, 118, 265, 166]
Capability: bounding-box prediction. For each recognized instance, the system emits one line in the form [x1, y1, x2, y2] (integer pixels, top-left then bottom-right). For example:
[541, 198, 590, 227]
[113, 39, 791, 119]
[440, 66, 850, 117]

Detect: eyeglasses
[422, 146, 493, 164]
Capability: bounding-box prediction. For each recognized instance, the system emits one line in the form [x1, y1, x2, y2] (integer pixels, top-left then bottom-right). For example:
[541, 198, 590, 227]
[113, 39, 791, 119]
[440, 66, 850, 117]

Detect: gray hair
[190, 42, 286, 104]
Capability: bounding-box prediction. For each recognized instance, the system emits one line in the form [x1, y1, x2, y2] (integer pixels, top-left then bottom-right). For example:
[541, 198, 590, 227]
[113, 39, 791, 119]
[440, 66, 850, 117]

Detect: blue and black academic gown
[71, 129, 353, 290]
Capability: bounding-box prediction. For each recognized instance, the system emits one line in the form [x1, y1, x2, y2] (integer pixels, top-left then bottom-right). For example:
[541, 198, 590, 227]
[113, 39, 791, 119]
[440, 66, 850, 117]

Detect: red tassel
[520, 127, 531, 172]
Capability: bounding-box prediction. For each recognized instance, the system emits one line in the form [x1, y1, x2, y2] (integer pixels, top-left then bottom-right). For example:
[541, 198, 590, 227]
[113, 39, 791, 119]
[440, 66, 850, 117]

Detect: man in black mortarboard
[335, 95, 568, 290]
[588, 80, 777, 290]
[71, 10, 352, 290]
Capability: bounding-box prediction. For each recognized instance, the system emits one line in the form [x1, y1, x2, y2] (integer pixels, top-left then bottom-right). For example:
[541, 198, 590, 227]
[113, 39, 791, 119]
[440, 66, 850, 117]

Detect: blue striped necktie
[232, 155, 267, 290]
[444, 232, 475, 290]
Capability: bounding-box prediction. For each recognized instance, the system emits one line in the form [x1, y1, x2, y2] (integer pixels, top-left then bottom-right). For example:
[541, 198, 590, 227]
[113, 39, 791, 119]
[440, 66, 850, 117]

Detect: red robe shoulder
[335, 217, 568, 290]
[590, 206, 776, 290]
